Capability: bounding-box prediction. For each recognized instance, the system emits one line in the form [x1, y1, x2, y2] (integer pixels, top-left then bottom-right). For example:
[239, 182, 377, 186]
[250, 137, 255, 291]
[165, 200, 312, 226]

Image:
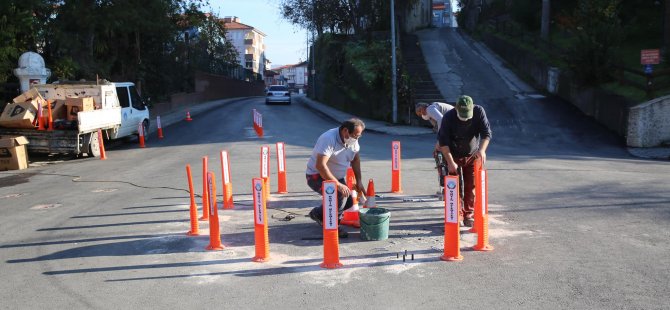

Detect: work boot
[338, 227, 348, 238]
[463, 218, 474, 228]
[308, 208, 323, 227]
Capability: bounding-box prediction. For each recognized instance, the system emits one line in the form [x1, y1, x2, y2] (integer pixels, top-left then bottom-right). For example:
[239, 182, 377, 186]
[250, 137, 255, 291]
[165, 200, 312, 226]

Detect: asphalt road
[1, 32, 669, 309]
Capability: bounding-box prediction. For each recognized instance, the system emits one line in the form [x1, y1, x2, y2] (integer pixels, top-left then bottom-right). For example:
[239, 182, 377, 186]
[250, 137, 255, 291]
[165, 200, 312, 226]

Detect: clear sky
[208, 0, 309, 68]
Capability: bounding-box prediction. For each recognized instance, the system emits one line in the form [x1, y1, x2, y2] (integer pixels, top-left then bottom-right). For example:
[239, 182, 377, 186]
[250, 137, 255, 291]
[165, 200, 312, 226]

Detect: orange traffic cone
[205, 172, 224, 251]
[47, 100, 54, 131]
[320, 180, 343, 269]
[97, 129, 107, 160]
[37, 101, 45, 130]
[364, 179, 376, 208]
[185, 111, 193, 121]
[185, 164, 199, 236]
[340, 189, 360, 228]
[346, 167, 356, 189]
[138, 122, 146, 148]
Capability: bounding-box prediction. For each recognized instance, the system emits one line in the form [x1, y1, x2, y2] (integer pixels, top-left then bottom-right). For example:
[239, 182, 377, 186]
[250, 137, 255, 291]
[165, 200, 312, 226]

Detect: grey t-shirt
[306, 128, 360, 179]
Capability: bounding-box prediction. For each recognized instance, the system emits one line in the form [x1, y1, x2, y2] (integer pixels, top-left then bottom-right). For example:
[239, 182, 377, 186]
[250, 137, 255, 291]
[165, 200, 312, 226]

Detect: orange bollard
[340, 189, 360, 228]
[97, 129, 107, 160]
[253, 109, 264, 138]
[199, 156, 210, 221]
[441, 175, 463, 261]
[252, 178, 270, 262]
[157, 116, 164, 139]
[260, 146, 270, 198]
[185, 111, 193, 121]
[47, 100, 54, 131]
[138, 122, 146, 148]
[37, 101, 45, 130]
[276, 142, 288, 194]
[185, 164, 199, 236]
[472, 161, 494, 251]
[205, 172, 224, 250]
[346, 167, 356, 190]
[320, 180, 343, 268]
[364, 179, 377, 208]
[220, 150, 234, 209]
[391, 141, 402, 193]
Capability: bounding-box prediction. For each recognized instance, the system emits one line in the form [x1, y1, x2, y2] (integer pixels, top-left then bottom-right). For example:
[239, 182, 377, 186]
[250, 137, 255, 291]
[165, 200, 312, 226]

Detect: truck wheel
[88, 132, 101, 158]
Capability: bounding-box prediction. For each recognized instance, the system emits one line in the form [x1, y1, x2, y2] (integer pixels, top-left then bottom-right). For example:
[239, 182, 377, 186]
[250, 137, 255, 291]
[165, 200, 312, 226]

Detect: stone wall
[627, 96, 670, 147]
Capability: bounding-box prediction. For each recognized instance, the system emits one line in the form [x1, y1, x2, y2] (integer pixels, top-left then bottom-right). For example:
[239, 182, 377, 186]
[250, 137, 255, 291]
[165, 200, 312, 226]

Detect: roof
[433, 4, 445, 10]
[222, 21, 267, 37]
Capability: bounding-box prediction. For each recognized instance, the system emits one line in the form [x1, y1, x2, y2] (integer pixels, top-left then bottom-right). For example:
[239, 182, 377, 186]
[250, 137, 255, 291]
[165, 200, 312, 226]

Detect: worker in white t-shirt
[415, 101, 454, 199]
[305, 118, 367, 238]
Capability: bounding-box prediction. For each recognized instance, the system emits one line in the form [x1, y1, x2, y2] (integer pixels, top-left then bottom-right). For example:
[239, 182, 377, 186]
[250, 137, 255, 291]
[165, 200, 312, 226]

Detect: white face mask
[344, 137, 357, 147]
[421, 114, 430, 120]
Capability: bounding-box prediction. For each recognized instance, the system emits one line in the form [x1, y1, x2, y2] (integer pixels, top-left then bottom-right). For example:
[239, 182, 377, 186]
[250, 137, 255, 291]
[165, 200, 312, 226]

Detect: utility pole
[311, 0, 317, 99]
[391, 0, 398, 124]
[541, 0, 550, 40]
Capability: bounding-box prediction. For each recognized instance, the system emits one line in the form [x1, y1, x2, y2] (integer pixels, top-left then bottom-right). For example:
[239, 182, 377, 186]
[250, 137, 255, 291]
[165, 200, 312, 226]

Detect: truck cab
[112, 82, 150, 139]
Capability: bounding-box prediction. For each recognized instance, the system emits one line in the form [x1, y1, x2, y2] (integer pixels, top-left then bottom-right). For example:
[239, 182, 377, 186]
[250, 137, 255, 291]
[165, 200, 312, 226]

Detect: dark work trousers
[453, 154, 481, 220]
[306, 174, 353, 220]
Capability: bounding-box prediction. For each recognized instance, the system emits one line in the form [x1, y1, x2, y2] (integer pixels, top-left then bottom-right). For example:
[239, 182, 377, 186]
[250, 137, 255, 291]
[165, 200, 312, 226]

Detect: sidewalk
[295, 95, 433, 136]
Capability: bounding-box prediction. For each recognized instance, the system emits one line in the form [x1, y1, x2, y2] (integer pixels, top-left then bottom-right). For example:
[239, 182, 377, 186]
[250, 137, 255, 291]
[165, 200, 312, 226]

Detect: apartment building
[274, 62, 308, 92]
[222, 16, 267, 76]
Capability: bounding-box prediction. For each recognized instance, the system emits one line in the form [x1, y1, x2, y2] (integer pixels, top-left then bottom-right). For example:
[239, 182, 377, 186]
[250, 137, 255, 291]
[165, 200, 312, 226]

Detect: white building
[275, 62, 308, 91]
[222, 16, 267, 76]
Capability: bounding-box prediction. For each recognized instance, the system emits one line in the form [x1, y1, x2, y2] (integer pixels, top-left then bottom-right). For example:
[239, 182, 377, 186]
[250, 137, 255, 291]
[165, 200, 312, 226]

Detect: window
[246, 61, 253, 68]
[116, 87, 130, 108]
[129, 86, 146, 110]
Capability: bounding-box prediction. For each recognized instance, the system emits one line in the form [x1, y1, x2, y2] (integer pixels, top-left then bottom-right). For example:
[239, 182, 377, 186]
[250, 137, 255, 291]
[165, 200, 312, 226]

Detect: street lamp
[391, 0, 398, 124]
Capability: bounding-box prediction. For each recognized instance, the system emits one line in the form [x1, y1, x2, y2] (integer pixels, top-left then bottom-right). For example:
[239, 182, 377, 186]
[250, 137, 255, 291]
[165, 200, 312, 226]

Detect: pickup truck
[0, 81, 150, 157]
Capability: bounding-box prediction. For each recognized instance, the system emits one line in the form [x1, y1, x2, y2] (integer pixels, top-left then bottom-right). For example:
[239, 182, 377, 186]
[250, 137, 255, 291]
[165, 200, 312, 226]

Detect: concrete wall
[627, 96, 670, 147]
[150, 71, 264, 116]
[401, 0, 432, 33]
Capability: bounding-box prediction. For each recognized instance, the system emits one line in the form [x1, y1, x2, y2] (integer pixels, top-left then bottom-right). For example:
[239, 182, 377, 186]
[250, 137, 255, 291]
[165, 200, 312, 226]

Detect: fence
[613, 65, 670, 99]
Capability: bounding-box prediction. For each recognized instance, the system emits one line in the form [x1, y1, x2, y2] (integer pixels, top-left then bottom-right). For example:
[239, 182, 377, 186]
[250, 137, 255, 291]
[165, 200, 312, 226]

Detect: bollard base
[440, 254, 463, 262]
[186, 231, 200, 236]
[252, 256, 270, 263]
[320, 262, 343, 269]
[206, 245, 224, 251]
[472, 244, 494, 252]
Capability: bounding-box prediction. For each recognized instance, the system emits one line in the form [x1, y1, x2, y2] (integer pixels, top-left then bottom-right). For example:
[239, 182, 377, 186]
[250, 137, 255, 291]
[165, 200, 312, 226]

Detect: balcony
[244, 39, 253, 45]
[245, 54, 254, 61]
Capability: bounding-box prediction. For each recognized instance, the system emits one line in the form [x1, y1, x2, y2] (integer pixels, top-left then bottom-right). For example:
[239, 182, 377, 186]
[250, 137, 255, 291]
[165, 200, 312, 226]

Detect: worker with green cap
[437, 95, 492, 227]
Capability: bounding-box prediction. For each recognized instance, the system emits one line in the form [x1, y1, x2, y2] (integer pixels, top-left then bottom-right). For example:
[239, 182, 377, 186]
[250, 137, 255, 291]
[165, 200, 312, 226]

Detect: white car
[265, 85, 291, 105]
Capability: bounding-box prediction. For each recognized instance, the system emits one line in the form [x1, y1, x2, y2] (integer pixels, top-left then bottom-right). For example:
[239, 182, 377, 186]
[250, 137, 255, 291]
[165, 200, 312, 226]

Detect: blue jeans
[306, 174, 353, 220]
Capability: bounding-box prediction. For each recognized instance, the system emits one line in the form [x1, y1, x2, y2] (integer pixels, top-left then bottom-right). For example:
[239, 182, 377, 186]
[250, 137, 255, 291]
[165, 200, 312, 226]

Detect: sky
[209, 0, 309, 67]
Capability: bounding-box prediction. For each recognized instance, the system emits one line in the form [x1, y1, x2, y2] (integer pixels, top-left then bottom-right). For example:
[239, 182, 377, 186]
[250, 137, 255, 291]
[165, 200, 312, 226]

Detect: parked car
[265, 85, 291, 105]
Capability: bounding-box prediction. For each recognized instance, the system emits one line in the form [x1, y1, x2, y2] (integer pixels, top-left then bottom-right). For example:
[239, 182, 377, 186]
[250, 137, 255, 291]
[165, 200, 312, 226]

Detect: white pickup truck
[0, 81, 150, 157]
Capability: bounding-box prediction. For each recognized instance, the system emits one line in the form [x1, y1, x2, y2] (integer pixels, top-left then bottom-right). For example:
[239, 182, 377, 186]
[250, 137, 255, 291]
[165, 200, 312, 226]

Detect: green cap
[456, 95, 474, 119]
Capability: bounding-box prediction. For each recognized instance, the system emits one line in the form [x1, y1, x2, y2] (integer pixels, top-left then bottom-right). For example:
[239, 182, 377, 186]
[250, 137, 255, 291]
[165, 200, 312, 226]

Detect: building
[432, 1, 458, 28]
[222, 16, 267, 77]
[274, 62, 308, 92]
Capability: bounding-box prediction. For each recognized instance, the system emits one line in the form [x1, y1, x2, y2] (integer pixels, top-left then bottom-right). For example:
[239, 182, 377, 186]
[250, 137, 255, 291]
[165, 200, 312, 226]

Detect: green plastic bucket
[359, 208, 391, 241]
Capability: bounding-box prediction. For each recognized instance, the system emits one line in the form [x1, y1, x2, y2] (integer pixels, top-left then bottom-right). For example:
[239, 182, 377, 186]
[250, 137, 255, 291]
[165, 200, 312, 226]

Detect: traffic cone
[199, 156, 210, 221]
[138, 122, 146, 148]
[320, 181, 342, 269]
[205, 172, 224, 251]
[185, 111, 193, 121]
[37, 101, 45, 130]
[340, 189, 360, 228]
[185, 164, 199, 236]
[441, 175, 463, 262]
[97, 129, 107, 160]
[346, 167, 356, 189]
[364, 179, 376, 208]
[157, 116, 164, 139]
[47, 100, 54, 131]
[252, 178, 270, 262]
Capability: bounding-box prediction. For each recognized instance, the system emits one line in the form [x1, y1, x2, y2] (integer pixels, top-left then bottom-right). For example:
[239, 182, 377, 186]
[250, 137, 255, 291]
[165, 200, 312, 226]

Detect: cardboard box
[0, 136, 29, 170]
[65, 97, 95, 121]
[42, 99, 67, 120]
[0, 102, 38, 128]
[13, 88, 44, 104]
